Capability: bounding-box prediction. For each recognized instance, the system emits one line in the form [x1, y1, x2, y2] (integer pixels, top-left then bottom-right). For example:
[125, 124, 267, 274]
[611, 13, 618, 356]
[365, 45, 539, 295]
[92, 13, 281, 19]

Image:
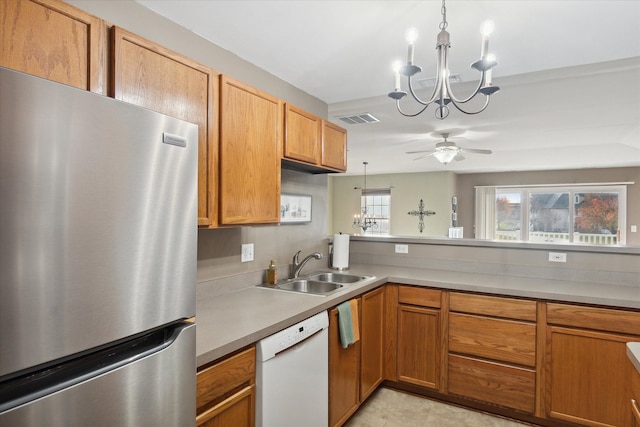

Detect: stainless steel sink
[278, 279, 343, 294]
[307, 272, 370, 284]
[257, 272, 373, 296]
[258, 279, 343, 296]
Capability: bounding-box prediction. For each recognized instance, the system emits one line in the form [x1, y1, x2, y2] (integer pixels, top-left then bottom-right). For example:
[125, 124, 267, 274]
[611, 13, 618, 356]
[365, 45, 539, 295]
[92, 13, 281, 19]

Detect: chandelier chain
[440, 0, 448, 30]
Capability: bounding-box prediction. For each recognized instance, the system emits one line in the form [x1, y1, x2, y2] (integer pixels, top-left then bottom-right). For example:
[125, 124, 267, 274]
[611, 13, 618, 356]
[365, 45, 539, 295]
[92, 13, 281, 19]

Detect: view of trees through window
[495, 186, 624, 245]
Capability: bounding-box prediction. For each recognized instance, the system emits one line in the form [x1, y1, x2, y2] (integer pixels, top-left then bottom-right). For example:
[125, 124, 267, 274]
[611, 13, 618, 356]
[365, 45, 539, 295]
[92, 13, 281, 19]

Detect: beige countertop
[629, 343, 640, 375]
[196, 264, 640, 367]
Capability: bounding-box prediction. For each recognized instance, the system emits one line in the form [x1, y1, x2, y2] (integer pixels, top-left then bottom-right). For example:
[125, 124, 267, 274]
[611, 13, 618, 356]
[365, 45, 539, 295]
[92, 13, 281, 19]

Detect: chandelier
[352, 162, 377, 233]
[388, 0, 499, 119]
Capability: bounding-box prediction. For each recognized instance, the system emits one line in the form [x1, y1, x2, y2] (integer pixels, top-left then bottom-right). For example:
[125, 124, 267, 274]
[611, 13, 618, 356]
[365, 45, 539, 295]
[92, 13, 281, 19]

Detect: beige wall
[330, 171, 456, 237]
[331, 167, 640, 246]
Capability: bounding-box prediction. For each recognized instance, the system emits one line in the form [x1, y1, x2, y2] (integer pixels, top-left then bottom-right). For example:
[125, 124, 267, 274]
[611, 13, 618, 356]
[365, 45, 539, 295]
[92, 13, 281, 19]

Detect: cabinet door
[196, 386, 255, 427]
[111, 27, 218, 227]
[284, 103, 321, 165]
[321, 121, 347, 171]
[0, 0, 107, 93]
[547, 326, 636, 427]
[220, 76, 281, 225]
[329, 304, 360, 427]
[397, 304, 440, 389]
[360, 287, 384, 401]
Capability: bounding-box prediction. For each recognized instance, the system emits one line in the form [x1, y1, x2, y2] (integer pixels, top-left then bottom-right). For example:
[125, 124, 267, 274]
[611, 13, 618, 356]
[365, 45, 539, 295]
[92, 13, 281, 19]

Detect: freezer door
[0, 322, 196, 427]
[0, 67, 197, 377]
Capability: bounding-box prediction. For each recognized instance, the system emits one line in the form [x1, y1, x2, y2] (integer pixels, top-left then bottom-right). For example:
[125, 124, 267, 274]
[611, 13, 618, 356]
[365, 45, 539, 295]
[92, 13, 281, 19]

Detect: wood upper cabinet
[111, 27, 219, 227]
[0, 0, 108, 93]
[396, 286, 442, 390]
[283, 103, 321, 165]
[283, 104, 347, 173]
[448, 292, 537, 414]
[360, 287, 384, 402]
[329, 300, 361, 427]
[196, 346, 255, 427]
[321, 120, 347, 172]
[219, 76, 281, 225]
[545, 303, 640, 427]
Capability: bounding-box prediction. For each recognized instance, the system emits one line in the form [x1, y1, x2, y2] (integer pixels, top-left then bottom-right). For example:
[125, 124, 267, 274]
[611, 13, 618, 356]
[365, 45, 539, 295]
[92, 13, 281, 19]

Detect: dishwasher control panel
[256, 311, 329, 361]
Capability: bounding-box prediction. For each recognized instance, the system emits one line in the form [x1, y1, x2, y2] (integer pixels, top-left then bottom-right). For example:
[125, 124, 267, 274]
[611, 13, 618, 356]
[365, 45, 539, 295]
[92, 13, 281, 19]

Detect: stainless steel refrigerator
[0, 66, 198, 426]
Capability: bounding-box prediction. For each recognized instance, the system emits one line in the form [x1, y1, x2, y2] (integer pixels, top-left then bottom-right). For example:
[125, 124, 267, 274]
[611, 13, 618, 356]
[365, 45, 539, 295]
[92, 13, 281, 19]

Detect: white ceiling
[136, 0, 640, 175]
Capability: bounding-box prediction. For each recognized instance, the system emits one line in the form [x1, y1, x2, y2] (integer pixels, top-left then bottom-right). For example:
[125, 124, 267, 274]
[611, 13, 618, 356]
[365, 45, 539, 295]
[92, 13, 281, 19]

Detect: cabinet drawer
[197, 346, 256, 414]
[449, 313, 536, 367]
[398, 286, 441, 308]
[450, 292, 536, 321]
[547, 303, 640, 335]
[448, 354, 535, 414]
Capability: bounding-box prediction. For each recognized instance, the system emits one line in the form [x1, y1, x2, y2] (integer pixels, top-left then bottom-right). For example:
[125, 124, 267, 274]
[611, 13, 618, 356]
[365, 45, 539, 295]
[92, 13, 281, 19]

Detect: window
[479, 185, 626, 245]
[361, 189, 391, 234]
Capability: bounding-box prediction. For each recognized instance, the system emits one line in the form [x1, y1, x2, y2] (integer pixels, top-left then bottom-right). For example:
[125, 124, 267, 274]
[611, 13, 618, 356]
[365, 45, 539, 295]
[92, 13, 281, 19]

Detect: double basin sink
[258, 272, 372, 296]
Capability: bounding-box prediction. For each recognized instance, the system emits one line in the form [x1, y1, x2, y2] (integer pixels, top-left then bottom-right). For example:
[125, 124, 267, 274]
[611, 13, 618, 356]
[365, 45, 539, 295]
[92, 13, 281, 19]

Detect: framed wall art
[280, 193, 312, 223]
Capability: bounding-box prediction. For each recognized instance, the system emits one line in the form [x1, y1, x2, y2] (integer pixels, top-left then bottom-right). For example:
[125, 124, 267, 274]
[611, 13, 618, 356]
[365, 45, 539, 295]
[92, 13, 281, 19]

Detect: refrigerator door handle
[0, 321, 191, 413]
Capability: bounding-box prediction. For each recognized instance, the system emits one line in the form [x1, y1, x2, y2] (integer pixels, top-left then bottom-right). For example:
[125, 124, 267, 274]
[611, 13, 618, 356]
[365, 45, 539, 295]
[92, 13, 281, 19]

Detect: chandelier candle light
[353, 162, 378, 233]
[388, 0, 499, 119]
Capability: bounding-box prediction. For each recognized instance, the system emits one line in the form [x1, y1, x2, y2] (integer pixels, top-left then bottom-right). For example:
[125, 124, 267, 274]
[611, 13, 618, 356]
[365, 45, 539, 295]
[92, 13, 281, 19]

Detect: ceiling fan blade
[406, 149, 434, 155]
[414, 152, 436, 161]
[460, 148, 493, 155]
[454, 153, 465, 161]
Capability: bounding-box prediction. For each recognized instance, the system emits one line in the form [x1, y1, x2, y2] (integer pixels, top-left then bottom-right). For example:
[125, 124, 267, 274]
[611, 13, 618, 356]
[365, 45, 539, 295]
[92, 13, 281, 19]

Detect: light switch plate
[395, 244, 409, 254]
[241, 243, 254, 262]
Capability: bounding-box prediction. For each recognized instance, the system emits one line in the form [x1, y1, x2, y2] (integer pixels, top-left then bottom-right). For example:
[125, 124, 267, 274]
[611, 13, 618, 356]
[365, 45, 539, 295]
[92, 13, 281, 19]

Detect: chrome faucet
[292, 250, 323, 278]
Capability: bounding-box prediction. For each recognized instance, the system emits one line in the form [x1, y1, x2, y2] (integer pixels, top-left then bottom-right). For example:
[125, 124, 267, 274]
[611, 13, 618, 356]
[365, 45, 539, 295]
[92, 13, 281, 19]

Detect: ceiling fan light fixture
[388, 0, 500, 119]
[433, 149, 458, 164]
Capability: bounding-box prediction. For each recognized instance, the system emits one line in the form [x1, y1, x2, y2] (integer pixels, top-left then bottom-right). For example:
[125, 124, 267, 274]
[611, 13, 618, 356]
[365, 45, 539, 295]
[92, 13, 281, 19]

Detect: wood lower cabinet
[546, 303, 640, 427]
[111, 27, 219, 227]
[631, 354, 640, 427]
[0, 0, 108, 93]
[196, 346, 256, 427]
[448, 292, 537, 414]
[396, 286, 442, 390]
[329, 300, 361, 427]
[360, 287, 384, 401]
[219, 76, 281, 225]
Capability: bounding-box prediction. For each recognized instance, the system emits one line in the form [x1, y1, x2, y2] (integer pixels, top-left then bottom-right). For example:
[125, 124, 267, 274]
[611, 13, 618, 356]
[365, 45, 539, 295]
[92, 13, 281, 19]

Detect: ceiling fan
[406, 133, 492, 165]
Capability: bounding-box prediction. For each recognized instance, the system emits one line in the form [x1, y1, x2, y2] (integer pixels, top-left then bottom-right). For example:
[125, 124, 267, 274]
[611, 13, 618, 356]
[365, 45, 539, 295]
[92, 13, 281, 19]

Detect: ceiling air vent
[336, 113, 380, 125]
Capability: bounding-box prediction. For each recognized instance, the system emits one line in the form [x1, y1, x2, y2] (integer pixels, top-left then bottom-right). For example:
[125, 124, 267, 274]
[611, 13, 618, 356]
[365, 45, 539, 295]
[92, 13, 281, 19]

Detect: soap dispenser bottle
[266, 260, 277, 285]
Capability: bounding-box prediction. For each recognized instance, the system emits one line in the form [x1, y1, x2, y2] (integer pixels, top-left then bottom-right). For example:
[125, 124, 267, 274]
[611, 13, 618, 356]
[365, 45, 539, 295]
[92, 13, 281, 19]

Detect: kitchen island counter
[196, 264, 640, 367]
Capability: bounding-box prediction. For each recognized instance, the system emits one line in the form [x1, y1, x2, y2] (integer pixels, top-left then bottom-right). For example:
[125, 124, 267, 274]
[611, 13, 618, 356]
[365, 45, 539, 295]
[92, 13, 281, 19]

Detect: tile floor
[344, 387, 534, 427]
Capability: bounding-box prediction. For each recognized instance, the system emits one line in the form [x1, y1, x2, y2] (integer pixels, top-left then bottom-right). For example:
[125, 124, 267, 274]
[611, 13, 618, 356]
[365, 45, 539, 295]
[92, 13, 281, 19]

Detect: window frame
[360, 188, 391, 235]
[490, 184, 627, 245]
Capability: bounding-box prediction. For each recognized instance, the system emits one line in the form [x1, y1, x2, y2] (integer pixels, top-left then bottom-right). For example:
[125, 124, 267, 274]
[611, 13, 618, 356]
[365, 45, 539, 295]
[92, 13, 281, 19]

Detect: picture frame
[280, 193, 312, 223]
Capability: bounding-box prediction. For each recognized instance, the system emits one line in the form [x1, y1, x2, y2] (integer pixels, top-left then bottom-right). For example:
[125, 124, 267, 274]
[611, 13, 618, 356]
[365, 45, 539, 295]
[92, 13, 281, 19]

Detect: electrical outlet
[548, 252, 566, 263]
[241, 243, 254, 262]
[395, 244, 409, 254]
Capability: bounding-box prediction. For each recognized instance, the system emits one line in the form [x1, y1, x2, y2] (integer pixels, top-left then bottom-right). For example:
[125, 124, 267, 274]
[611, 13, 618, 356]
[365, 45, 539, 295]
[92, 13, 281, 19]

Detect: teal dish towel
[337, 301, 354, 349]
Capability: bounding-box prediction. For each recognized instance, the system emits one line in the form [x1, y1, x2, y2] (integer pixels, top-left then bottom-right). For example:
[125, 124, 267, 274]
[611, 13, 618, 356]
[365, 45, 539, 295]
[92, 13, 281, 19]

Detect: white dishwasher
[256, 310, 329, 427]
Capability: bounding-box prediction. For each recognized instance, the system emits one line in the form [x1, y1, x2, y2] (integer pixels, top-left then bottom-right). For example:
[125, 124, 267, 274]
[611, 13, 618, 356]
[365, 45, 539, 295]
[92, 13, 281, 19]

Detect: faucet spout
[292, 250, 323, 278]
